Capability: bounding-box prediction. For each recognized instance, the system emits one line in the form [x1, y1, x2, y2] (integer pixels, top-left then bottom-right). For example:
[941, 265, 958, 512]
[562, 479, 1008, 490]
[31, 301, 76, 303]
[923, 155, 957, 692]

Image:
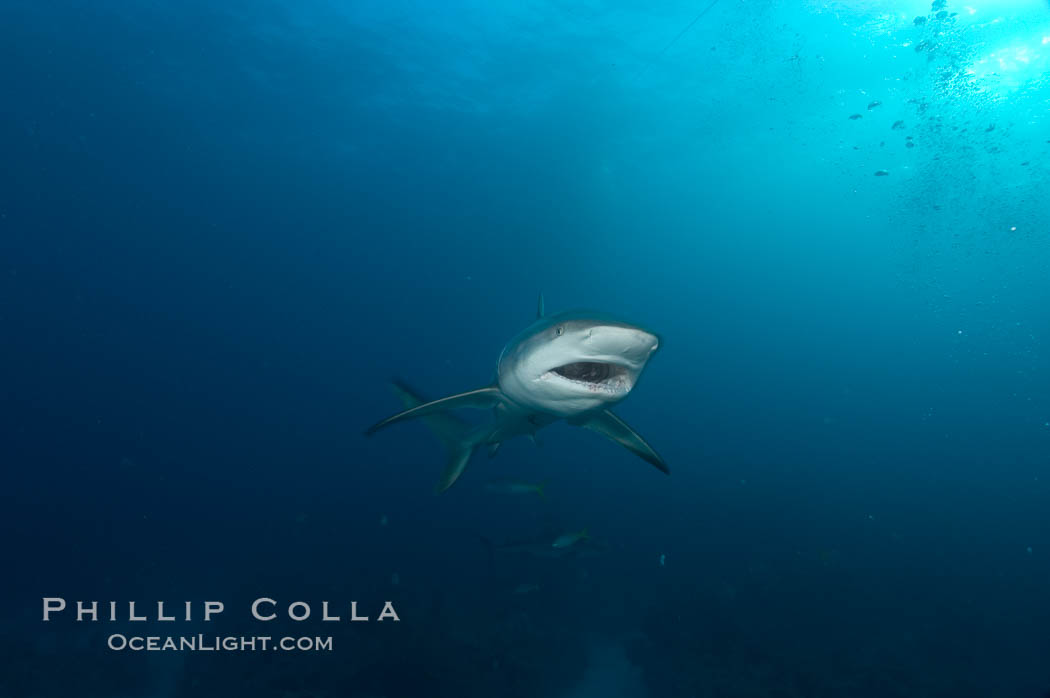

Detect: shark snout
[584, 325, 659, 366]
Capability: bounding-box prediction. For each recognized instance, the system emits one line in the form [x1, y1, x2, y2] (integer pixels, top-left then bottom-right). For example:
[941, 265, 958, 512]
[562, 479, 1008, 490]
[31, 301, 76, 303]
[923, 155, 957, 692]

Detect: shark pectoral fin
[487, 442, 501, 459]
[574, 410, 669, 475]
[365, 385, 503, 436]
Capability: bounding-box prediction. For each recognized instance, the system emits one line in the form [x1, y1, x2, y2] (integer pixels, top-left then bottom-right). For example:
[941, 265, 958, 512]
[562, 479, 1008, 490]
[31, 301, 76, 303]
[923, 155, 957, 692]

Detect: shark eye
[555, 326, 564, 336]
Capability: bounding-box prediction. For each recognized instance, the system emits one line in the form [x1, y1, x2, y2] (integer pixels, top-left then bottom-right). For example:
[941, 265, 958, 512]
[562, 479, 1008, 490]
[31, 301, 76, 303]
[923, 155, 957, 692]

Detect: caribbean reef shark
[365, 296, 667, 492]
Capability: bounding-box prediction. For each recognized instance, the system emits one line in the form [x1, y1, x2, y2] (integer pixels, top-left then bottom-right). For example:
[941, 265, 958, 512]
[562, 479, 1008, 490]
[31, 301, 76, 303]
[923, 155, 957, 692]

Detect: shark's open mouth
[552, 361, 627, 385]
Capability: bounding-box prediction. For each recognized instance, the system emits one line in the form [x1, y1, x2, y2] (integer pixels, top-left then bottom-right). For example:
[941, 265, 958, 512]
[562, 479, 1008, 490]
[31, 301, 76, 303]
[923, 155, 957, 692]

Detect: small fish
[379, 514, 388, 527]
[512, 583, 540, 595]
[892, 120, 905, 130]
[484, 480, 547, 498]
[848, 114, 863, 120]
[552, 528, 589, 549]
[874, 170, 890, 176]
[985, 124, 995, 132]
[914, 15, 927, 25]
[659, 553, 666, 567]
[483, 532, 607, 559]
[906, 141, 915, 148]
[867, 100, 882, 110]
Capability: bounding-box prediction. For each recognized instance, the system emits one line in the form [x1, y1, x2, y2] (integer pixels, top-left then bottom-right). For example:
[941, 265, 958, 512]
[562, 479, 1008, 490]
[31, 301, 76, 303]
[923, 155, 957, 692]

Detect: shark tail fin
[579, 528, 589, 540]
[388, 381, 469, 448]
[382, 381, 490, 493]
[535, 481, 548, 499]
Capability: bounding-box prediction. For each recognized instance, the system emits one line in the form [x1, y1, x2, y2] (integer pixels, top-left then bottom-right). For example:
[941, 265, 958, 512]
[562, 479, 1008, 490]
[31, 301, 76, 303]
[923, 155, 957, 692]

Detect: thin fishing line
[655, 0, 723, 59]
[635, 0, 724, 81]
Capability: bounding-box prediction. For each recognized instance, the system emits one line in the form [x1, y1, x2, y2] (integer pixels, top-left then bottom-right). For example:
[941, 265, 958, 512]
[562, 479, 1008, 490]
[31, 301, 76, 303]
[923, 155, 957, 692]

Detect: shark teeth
[552, 361, 615, 383]
[548, 362, 631, 394]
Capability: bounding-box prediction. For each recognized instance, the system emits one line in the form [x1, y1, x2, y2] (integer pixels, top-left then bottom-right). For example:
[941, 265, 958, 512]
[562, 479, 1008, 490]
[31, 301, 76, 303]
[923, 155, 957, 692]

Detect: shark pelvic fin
[365, 385, 503, 436]
[436, 437, 479, 493]
[379, 381, 496, 493]
[571, 409, 670, 475]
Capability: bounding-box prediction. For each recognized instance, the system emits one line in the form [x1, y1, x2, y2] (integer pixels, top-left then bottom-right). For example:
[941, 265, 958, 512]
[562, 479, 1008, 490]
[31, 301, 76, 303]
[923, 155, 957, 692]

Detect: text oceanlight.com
[107, 634, 334, 652]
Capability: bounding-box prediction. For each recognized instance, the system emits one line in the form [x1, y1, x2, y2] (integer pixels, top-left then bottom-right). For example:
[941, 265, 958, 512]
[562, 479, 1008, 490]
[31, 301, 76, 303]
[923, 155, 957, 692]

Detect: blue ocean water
[2, 0, 1049, 696]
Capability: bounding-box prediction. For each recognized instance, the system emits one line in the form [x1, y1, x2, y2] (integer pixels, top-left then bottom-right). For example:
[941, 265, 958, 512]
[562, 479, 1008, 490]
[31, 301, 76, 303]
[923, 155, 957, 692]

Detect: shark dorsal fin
[536, 292, 545, 319]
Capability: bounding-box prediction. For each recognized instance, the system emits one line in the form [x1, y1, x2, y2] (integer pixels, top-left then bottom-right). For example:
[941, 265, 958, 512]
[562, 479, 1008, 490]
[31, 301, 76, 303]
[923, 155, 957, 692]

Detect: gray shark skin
[365, 297, 668, 492]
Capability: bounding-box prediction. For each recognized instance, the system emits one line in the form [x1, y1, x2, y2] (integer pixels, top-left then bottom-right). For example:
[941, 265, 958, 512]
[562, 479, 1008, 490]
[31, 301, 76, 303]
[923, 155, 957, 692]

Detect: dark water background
[2, 1, 1049, 696]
